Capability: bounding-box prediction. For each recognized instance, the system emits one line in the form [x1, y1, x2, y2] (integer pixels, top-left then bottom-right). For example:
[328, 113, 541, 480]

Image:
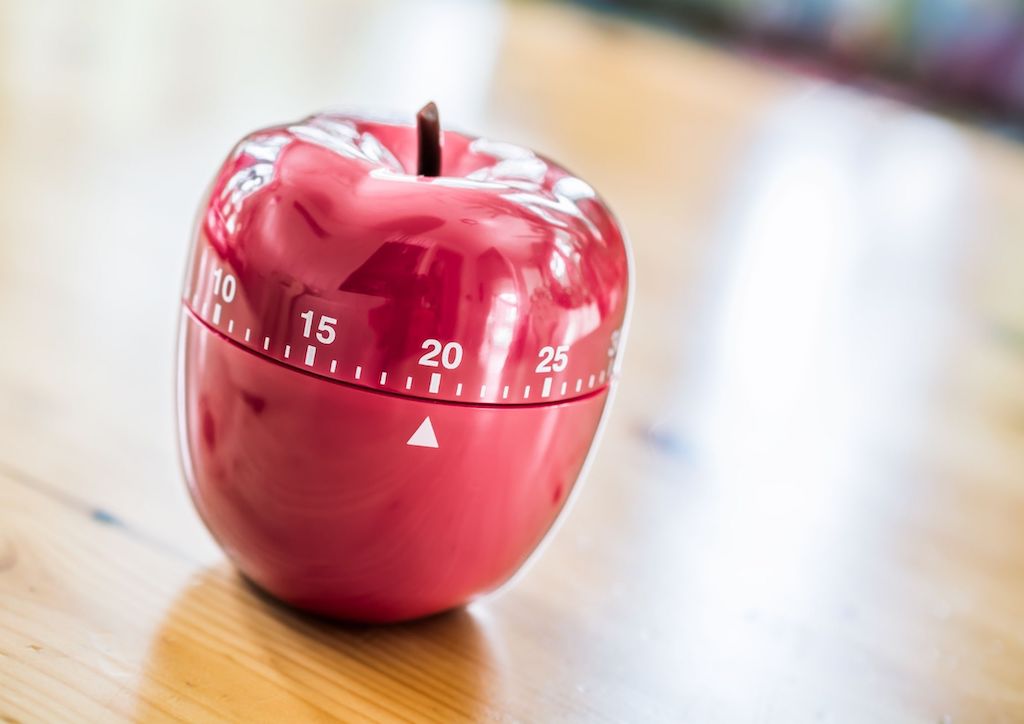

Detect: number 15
[299, 310, 337, 344]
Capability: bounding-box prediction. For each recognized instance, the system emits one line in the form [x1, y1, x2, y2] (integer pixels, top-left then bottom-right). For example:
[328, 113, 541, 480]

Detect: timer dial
[183, 113, 628, 405]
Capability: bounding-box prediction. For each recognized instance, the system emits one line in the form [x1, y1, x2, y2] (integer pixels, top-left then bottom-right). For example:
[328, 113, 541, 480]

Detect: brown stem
[416, 102, 442, 177]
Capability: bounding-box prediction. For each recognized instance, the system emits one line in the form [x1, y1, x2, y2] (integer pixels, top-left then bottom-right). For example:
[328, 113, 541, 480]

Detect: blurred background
[588, 0, 1024, 126]
[1, 0, 1023, 720]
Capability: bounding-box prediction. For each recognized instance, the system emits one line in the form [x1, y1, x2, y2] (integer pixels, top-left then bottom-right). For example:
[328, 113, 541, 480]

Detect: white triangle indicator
[407, 416, 439, 448]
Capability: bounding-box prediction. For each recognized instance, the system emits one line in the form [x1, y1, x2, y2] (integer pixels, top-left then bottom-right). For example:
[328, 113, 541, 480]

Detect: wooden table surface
[2, 1, 1023, 721]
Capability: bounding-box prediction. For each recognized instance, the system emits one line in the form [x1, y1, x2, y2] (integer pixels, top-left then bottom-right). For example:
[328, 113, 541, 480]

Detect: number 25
[536, 345, 569, 373]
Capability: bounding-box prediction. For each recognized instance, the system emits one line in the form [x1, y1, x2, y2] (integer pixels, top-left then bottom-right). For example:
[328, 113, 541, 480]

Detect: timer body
[177, 112, 630, 622]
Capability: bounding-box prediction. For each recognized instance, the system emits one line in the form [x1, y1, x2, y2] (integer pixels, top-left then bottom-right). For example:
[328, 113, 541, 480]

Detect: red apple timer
[177, 104, 631, 622]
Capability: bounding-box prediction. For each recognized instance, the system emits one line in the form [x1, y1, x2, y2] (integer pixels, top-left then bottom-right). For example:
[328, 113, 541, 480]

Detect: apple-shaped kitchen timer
[177, 104, 631, 622]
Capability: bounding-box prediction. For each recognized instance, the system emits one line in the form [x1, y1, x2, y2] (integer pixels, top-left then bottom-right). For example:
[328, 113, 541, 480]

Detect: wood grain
[2, 0, 1024, 721]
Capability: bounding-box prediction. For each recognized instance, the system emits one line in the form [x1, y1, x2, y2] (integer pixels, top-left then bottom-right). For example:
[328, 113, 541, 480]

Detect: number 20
[536, 345, 569, 373]
[419, 339, 463, 369]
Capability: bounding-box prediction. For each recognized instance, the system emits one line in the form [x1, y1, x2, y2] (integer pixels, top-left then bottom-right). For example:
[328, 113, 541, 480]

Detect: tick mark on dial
[524, 385, 531, 399]
[355, 365, 362, 380]
[330, 360, 338, 373]
[196, 248, 209, 298]
[284, 345, 291, 359]
[380, 371, 388, 385]
[244, 328, 251, 342]
[263, 337, 270, 351]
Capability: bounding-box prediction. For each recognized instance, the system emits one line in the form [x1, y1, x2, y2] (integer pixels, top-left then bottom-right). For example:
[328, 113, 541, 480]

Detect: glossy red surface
[183, 113, 629, 403]
[178, 111, 630, 621]
[180, 313, 609, 622]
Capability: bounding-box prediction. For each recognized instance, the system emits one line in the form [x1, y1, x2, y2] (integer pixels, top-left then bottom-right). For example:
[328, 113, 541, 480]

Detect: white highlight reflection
[342, 0, 504, 129]
[669, 85, 974, 623]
